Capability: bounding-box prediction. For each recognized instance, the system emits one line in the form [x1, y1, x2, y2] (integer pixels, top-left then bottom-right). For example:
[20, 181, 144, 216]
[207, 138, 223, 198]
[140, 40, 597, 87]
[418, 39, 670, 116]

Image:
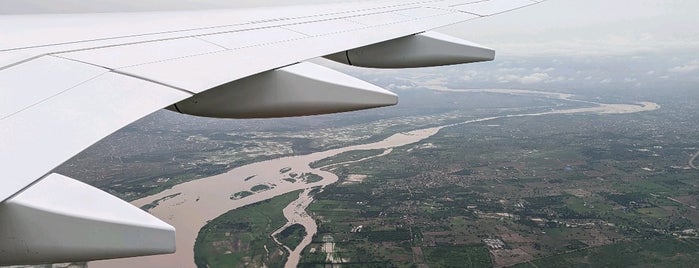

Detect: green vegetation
[514, 239, 699, 268]
[69, 86, 699, 267]
[140, 193, 181, 211]
[310, 149, 385, 168]
[194, 191, 302, 268]
[230, 191, 253, 200]
[364, 228, 411, 242]
[251, 184, 271, 192]
[304, 109, 699, 267]
[275, 224, 307, 250]
[424, 245, 492, 268]
[301, 173, 323, 184]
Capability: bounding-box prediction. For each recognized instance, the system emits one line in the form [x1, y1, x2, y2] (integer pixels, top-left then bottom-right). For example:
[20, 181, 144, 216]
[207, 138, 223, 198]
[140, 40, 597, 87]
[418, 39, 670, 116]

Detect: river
[91, 89, 659, 268]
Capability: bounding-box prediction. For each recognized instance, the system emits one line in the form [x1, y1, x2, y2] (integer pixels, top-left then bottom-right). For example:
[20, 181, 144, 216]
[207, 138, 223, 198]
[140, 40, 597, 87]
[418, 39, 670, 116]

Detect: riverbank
[91, 89, 659, 267]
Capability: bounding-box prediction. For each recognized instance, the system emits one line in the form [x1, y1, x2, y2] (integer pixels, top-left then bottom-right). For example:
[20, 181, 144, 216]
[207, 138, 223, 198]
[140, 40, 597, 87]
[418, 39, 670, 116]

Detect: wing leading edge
[0, 0, 544, 265]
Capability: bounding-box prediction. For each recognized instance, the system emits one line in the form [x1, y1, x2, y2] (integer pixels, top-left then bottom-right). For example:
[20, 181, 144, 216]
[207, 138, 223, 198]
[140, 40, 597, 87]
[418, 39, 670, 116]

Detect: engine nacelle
[325, 31, 495, 68]
[168, 62, 397, 119]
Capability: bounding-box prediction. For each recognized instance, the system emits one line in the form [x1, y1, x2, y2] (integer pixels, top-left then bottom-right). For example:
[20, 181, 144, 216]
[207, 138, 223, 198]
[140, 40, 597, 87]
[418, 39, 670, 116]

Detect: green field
[274, 224, 307, 250]
[514, 239, 699, 268]
[194, 190, 302, 268]
[423, 245, 492, 268]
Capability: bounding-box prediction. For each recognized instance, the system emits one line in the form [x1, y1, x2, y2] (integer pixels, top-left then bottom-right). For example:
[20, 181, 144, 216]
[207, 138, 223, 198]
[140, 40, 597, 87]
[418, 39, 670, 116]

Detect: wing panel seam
[70, 9, 460, 72]
[47, 7, 426, 70]
[1, 58, 109, 121]
[52, 54, 196, 95]
[192, 37, 230, 50]
[110, 70, 196, 96]
[0, 1, 430, 53]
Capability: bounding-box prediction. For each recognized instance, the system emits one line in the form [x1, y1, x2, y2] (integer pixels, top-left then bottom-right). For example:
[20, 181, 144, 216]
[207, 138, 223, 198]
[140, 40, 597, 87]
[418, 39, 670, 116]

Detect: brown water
[91, 90, 659, 268]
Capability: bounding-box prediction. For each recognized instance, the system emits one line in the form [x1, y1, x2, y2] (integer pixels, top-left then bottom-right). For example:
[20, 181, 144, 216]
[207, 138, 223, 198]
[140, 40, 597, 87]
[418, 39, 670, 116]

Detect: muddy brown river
[91, 89, 659, 267]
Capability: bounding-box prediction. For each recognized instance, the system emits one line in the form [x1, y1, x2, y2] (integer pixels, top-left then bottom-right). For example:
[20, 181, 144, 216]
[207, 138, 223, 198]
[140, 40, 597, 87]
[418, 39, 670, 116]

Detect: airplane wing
[0, 0, 544, 265]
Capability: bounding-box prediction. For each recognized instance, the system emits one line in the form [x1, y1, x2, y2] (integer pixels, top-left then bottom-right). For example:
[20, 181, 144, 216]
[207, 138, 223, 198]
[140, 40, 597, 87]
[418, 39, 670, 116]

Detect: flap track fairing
[325, 31, 495, 68]
[169, 62, 398, 118]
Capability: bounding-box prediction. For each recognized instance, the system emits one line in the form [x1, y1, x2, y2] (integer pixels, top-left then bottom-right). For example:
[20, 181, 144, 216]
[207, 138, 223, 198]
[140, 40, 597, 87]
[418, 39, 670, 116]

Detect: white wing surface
[0, 0, 543, 265]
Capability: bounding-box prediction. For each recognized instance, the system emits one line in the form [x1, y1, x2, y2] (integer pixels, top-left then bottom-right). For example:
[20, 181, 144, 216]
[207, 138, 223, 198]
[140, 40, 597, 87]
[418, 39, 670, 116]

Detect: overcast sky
[444, 0, 699, 57]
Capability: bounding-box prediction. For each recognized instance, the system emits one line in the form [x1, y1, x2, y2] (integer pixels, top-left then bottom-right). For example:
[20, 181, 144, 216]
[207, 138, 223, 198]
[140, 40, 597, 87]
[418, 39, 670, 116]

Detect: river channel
[91, 89, 659, 268]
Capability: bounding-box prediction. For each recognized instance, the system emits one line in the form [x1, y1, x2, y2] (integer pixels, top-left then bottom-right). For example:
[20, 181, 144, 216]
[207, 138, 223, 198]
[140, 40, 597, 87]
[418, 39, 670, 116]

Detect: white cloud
[521, 73, 551, 84]
[460, 70, 479, 81]
[386, 83, 412, 90]
[668, 60, 699, 73]
[498, 72, 557, 84]
[533, 67, 555, 72]
[497, 67, 526, 72]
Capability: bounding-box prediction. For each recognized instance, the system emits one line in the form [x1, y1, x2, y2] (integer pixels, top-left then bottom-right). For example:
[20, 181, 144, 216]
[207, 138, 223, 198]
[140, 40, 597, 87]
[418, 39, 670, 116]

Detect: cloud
[533, 67, 555, 72]
[386, 83, 412, 90]
[498, 72, 559, 85]
[668, 60, 699, 73]
[460, 70, 479, 81]
[520, 73, 551, 84]
[497, 67, 526, 72]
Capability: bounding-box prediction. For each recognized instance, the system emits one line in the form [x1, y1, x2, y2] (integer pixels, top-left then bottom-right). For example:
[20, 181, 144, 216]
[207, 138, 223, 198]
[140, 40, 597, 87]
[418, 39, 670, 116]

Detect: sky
[443, 0, 699, 57]
[3, 0, 697, 90]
